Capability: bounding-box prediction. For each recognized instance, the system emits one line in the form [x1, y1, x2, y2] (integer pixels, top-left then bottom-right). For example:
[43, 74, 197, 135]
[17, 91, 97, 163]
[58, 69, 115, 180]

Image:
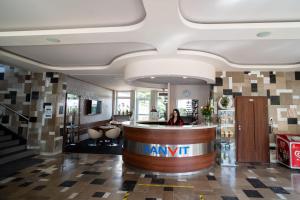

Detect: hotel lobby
[0, 0, 300, 199]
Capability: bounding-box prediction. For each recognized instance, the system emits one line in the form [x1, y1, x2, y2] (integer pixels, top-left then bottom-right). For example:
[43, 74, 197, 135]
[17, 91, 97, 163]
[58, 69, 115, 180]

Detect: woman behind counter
[167, 109, 184, 126]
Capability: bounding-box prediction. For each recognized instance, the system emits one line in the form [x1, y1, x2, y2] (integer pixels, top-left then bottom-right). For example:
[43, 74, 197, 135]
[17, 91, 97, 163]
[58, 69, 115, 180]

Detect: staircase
[0, 126, 36, 165]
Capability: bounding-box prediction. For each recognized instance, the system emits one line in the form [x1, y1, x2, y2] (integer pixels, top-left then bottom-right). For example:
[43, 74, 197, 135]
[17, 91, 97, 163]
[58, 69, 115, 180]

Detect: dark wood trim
[112, 90, 115, 116]
[123, 150, 216, 173]
[124, 126, 215, 144]
[63, 92, 68, 149]
[77, 95, 81, 143]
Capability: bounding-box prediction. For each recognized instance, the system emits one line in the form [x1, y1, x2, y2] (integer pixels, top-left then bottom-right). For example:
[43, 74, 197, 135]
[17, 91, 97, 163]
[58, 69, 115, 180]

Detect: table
[99, 125, 116, 131]
[110, 121, 123, 126]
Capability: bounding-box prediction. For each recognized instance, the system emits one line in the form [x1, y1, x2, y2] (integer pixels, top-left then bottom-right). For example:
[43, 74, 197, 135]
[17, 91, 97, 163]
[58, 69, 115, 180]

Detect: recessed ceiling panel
[180, 40, 300, 65]
[0, 0, 145, 31]
[2, 43, 155, 66]
[72, 75, 134, 90]
[179, 0, 300, 23]
[139, 76, 206, 85]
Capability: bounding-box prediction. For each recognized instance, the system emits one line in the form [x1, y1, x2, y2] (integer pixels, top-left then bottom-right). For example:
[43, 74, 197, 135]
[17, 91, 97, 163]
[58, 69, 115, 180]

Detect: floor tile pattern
[0, 153, 300, 200]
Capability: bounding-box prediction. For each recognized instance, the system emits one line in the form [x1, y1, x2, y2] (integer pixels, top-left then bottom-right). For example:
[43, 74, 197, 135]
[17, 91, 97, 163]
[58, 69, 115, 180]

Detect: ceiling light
[46, 38, 61, 43]
[256, 32, 271, 38]
[183, 76, 188, 79]
[150, 76, 155, 79]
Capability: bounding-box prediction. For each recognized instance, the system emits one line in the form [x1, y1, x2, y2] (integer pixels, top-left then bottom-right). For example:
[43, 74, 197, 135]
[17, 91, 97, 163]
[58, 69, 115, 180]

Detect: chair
[104, 127, 121, 146]
[87, 129, 103, 146]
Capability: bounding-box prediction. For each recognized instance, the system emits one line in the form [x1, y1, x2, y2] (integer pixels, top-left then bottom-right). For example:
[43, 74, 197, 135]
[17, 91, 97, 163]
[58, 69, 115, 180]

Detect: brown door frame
[63, 93, 81, 151]
[235, 96, 269, 163]
[63, 93, 68, 151]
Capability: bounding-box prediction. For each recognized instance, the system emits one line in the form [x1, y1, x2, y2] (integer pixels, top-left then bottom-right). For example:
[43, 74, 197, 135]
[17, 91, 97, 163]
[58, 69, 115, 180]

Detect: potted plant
[201, 102, 214, 124]
[218, 96, 232, 109]
[221, 96, 229, 108]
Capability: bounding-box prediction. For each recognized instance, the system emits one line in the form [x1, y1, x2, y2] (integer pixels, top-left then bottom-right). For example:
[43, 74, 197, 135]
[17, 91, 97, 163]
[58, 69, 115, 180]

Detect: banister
[0, 103, 29, 121]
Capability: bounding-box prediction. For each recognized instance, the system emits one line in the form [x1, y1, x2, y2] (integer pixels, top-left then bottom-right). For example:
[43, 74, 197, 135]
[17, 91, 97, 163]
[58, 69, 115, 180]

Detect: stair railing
[0, 103, 29, 142]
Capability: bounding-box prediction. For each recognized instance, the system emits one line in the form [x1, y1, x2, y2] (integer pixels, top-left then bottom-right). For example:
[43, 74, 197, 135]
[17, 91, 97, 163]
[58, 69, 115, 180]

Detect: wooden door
[236, 96, 269, 163]
[236, 96, 256, 162]
[253, 97, 269, 162]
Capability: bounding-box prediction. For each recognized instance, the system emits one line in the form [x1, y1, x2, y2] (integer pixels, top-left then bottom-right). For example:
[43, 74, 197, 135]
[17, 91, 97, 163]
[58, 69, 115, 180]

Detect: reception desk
[122, 121, 217, 173]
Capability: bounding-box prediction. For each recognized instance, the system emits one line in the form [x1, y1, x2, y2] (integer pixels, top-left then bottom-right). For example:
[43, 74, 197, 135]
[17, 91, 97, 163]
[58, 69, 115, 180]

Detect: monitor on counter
[85, 99, 102, 115]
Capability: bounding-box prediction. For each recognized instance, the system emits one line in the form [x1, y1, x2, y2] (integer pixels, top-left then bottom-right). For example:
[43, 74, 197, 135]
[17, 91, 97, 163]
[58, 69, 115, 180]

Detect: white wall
[66, 76, 113, 124]
[174, 84, 211, 108]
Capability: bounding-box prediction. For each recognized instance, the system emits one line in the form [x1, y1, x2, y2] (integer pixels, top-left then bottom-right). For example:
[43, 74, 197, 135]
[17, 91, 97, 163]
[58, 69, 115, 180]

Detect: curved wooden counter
[122, 122, 216, 173]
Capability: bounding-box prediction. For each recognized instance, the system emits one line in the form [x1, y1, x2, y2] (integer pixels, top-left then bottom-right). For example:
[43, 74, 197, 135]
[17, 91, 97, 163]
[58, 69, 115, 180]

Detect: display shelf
[219, 124, 235, 128]
[218, 108, 235, 111]
[217, 109, 237, 167]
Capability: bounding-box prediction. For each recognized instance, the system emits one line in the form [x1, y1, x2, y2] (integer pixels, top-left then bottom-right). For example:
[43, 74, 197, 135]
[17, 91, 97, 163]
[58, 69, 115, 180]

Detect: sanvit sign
[124, 140, 214, 157]
[144, 145, 190, 157]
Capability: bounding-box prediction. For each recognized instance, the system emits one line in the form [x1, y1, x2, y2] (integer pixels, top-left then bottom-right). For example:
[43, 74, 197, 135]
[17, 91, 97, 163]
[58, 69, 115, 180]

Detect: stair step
[0, 144, 26, 157]
[0, 130, 5, 136]
[0, 135, 12, 142]
[0, 140, 19, 149]
[0, 150, 36, 165]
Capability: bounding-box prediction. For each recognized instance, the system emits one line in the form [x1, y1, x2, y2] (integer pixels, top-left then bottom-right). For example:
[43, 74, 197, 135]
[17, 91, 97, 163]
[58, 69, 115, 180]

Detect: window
[136, 91, 151, 121]
[177, 99, 192, 116]
[67, 94, 79, 114]
[116, 91, 131, 115]
[157, 92, 168, 120]
[66, 93, 79, 125]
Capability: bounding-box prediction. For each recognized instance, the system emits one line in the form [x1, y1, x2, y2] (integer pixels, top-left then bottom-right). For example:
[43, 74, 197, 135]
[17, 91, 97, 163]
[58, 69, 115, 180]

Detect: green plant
[220, 96, 229, 108]
[201, 103, 213, 117]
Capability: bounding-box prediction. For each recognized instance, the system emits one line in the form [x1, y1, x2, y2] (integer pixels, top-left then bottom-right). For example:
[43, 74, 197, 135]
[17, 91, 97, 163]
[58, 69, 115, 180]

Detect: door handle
[238, 125, 242, 131]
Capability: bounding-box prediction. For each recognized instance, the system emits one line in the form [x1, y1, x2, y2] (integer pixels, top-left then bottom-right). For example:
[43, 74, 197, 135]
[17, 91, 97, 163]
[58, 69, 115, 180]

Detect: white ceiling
[180, 40, 300, 65]
[179, 0, 300, 23]
[0, 0, 300, 90]
[0, 0, 145, 31]
[2, 43, 154, 66]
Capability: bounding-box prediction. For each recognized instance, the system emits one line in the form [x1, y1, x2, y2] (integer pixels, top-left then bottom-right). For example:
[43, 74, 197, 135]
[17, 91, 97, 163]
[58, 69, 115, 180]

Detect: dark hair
[171, 109, 181, 119]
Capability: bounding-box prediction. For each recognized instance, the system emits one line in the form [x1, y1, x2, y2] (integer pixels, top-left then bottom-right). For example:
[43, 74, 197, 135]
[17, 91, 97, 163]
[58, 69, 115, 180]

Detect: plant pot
[203, 115, 211, 125]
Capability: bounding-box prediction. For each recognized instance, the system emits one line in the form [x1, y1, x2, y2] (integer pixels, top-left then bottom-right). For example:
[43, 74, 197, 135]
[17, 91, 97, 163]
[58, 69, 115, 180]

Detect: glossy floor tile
[0, 153, 299, 200]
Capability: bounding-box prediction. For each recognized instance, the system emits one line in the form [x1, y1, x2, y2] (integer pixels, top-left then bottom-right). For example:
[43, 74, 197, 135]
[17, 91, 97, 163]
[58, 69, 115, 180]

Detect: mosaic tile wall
[0, 65, 66, 155]
[213, 71, 300, 143]
[0, 66, 29, 137]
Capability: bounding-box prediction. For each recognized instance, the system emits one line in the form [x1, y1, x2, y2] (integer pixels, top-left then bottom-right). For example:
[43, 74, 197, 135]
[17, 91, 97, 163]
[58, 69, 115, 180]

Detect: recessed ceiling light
[256, 32, 271, 38]
[150, 76, 155, 79]
[46, 38, 61, 43]
[183, 76, 188, 79]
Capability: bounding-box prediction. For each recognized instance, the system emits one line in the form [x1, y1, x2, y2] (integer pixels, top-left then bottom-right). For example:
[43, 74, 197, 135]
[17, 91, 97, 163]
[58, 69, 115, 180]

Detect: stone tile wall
[213, 71, 300, 143]
[0, 64, 66, 155]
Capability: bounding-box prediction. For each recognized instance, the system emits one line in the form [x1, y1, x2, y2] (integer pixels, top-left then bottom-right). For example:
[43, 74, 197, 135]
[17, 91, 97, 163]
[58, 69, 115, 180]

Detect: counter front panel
[122, 123, 216, 173]
[125, 140, 214, 157]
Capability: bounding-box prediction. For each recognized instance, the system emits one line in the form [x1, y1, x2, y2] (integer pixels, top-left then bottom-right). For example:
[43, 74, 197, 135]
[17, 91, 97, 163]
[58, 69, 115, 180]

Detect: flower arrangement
[201, 102, 214, 118]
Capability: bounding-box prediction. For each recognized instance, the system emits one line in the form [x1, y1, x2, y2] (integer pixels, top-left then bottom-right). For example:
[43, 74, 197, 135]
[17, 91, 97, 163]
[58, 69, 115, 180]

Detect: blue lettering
[144, 145, 189, 155]
[184, 146, 189, 154]
[144, 145, 151, 154]
[150, 146, 158, 154]
[158, 146, 167, 155]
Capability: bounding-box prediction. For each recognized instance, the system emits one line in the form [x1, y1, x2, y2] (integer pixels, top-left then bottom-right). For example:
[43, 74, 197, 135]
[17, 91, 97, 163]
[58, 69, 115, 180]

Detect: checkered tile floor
[0, 153, 299, 200]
